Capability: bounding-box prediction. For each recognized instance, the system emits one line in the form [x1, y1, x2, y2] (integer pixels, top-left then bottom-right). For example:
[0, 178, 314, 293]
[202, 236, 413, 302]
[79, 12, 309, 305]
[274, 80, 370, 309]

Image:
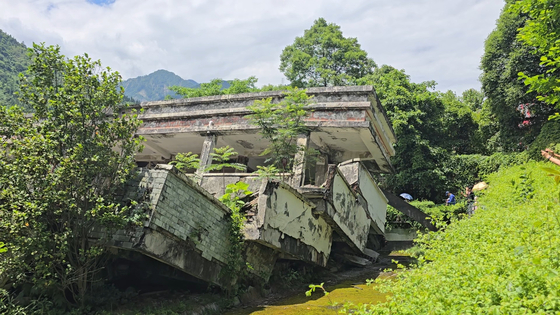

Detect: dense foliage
[356, 162, 560, 314]
[247, 87, 311, 173]
[280, 18, 376, 88]
[170, 77, 256, 98]
[480, 1, 553, 151]
[0, 29, 30, 109]
[0, 44, 143, 308]
[512, 0, 560, 113]
[356, 66, 491, 200]
[170, 76, 288, 99]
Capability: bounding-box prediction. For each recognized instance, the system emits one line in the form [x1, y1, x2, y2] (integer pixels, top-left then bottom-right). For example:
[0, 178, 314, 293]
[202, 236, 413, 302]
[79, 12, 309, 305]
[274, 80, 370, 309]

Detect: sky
[0, 0, 505, 94]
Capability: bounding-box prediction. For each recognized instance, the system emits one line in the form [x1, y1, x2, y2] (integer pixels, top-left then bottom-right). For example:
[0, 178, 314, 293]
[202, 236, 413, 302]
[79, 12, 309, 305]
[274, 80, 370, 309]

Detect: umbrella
[472, 182, 488, 192]
[400, 193, 413, 201]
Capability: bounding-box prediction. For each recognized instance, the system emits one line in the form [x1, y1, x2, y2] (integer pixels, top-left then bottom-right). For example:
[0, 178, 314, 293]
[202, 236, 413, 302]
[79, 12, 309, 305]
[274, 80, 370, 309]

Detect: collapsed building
[102, 86, 401, 289]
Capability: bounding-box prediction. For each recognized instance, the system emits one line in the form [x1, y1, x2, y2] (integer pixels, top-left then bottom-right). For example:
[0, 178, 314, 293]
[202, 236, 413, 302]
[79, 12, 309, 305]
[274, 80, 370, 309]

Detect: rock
[239, 286, 261, 305]
[232, 296, 241, 306]
[343, 254, 373, 267]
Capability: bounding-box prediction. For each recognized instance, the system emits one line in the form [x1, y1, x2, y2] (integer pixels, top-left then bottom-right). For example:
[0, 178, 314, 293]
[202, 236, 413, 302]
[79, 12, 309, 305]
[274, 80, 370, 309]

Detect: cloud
[0, 0, 505, 93]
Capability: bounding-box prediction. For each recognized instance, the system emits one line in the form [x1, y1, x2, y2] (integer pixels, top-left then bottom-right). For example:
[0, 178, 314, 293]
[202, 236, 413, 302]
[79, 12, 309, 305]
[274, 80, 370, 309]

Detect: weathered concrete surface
[198, 173, 265, 198]
[99, 165, 233, 287]
[338, 160, 388, 234]
[243, 242, 278, 281]
[381, 189, 438, 232]
[133, 86, 396, 173]
[310, 166, 371, 254]
[244, 181, 333, 267]
[384, 228, 418, 241]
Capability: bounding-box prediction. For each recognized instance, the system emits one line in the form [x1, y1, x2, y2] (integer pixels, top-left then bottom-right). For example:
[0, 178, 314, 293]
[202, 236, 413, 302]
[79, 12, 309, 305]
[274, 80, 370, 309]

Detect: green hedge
[359, 161, 560, 314]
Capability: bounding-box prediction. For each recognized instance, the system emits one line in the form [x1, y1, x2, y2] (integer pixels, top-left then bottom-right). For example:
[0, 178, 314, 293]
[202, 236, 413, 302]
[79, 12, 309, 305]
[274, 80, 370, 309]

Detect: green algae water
[225, 252, 412, 315]
[226, 279, 388, 315]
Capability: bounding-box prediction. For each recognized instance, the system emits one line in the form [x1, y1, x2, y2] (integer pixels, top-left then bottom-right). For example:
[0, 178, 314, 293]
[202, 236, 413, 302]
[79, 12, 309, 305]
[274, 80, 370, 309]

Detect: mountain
[121, 69, 200, 102]
[0, 29, 30, 107]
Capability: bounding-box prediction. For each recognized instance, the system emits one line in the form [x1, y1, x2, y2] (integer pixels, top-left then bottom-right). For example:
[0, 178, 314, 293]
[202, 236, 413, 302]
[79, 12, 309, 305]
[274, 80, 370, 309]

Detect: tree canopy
[280, 18, 376, 88]
[512, 0, 560, 116]
[480, 2, 552, 151]
[0, 44, 143, 307]
[170, 76, 260, 98]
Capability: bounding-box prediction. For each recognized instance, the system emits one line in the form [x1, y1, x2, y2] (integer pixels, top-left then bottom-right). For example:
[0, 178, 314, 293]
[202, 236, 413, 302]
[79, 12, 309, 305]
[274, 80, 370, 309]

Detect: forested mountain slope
[0, 29, 29, 107]
[121, 69, 233, 102]
[121, 69, 199, 102]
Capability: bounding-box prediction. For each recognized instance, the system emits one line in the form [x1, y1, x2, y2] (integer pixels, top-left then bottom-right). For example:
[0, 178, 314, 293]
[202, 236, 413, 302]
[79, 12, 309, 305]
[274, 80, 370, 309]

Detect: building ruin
[106, 86, 399, 288]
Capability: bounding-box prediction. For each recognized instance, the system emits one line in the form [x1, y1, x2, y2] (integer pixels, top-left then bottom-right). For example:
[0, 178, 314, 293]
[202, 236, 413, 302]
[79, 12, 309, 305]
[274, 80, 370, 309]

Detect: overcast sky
[1, 0, 505, 94]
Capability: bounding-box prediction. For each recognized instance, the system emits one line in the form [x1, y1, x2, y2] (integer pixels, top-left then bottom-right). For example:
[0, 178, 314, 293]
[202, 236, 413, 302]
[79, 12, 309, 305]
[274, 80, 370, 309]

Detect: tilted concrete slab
[381, 188, 438, 232]
[97, 165, 234, 288]
[303, 166, 371, 255]
[244, 180, 333, 267]
[338, 160, 388, 235]
[133, 86, 396, 173]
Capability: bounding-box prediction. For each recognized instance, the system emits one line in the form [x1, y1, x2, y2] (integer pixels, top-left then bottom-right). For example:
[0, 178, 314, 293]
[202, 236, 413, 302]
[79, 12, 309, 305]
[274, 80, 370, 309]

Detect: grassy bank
[352, 161, 560, 314]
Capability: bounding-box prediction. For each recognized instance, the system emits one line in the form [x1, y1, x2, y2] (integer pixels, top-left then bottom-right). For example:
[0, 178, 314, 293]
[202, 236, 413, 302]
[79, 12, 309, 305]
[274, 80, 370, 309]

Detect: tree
[247, 87, 311, 174]
[0, 44, 143, 307]
[511, 0, 560, 114]
[439, 90, 485, 154]
[358, 66, 451, 199]
[480, 1, 553, 151]
[280, 18, 377, 88]
[170, 76, 259, 98]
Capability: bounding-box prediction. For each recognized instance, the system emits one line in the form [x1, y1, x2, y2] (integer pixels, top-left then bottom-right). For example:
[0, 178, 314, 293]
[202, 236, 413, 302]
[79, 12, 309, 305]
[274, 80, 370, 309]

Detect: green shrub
[528, 120, 560, 159]
[442, 152, 528, 195]
[358, 161, 560, 314]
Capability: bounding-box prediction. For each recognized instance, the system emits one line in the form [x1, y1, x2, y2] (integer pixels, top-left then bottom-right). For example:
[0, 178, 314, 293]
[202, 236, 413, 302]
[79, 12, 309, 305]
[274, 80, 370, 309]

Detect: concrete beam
[196, 134, 217, 182]
[314, 154, 328, 187]
[381, 189, 438, 232]
[291, 134, 310, 188]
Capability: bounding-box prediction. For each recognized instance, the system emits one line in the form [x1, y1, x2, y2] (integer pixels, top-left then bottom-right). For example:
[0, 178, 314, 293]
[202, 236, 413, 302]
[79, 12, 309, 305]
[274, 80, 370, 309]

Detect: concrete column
[314, 154, 328, 187]
[291, 134, 310, 188]
[196, 134, 217, 183]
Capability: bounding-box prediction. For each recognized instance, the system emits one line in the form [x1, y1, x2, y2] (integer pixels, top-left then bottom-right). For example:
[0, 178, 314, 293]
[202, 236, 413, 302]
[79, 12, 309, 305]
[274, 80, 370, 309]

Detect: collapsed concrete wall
[99, 164, 233, 287]
[338, 161, 388, 234]
[244, 181, 333, 267]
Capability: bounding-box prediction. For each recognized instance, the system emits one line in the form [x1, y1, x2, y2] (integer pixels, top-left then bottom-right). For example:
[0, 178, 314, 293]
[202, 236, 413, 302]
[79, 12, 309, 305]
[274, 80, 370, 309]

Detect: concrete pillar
[291, 134, 310, 188]
[314, 154, 328, 187]
[196, 134, 217, 183]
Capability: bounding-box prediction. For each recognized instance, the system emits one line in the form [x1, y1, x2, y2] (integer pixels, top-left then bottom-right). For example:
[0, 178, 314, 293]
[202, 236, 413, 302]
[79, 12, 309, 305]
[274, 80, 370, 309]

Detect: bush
[360, 161, 560, 314]
[528, 120, 560, 159]
[441, 152, 528, 195]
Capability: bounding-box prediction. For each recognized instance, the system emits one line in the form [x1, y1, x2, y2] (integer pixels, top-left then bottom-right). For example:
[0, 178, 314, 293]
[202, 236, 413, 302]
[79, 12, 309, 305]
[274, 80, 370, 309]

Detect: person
[542, 148, 560, 167]
[461, 186, 475, 215]
[445, 191, 456, 206]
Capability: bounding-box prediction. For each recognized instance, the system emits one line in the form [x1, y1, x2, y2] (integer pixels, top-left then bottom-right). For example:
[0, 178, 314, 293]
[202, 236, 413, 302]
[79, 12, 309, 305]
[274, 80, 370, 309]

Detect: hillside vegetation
[120, 69, 233, 102]
[0, 29, 29, 108]
[355, 162, 560, 314]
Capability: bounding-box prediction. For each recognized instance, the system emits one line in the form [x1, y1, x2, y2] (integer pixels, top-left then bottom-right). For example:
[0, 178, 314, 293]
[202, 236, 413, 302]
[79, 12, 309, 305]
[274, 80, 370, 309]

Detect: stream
[225, 252, 411, 315]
